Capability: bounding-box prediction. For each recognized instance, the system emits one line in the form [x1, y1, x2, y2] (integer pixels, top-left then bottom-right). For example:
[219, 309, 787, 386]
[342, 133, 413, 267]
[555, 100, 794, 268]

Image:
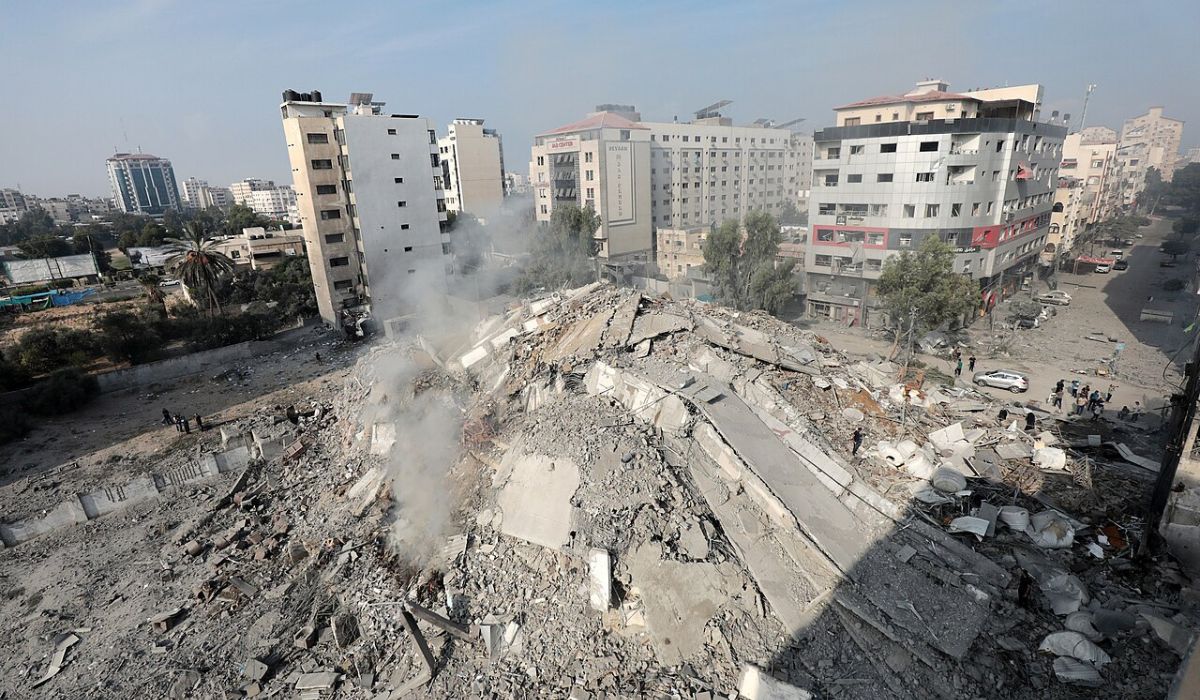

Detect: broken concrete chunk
[677, 521, 710, 560]
[148, 607, 186, 633]
[1041, 572, 1089, 615]
[294, 671, 339, 690]
[997, 506, 1030, 531]
[243, 658, 269, 681]
[1092, 609, 1137, 639]
[1027, 511, 1075, 549]
[169, 670, 202, 699]
[1142, 613, 1195, 655]
[1033, 447, 1067, 471]
[1052, 657, 1103, 686]
[737, 664, 814, 699]
[30, 632, 81, 688]
[1039, 631, 1111, 667]
[1065, 611, 1104, 642]
[588, 548, 611, 612]
[496, 453, 579, 550]
[480, 616, 523, 661]
[948, 516, 990, 540]
[931, 467, 967, 493]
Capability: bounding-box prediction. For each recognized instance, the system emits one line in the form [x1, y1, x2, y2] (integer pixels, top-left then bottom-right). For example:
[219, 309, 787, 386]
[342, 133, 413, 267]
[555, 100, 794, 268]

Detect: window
[916, 172, 934, 182]
[586, 187, 594, 199]
[325, 233, 345, 244]
[899, 234, 912, 246]
[847, 174, 863, 183]
[540, 204, 548, 214]
[230, 250, 241, 259]
[877, 173, 894, 183]
[925, 204, 939, 217]
[867, 232, 885, 246]
[826, 147, 840, 159]
[387, 128, 397, 135]
[844, 118, 861, 126]
[585, 152, 593, 163]
[401, 224, 409, 230]
[329, 256, 349, 267]
[315, 184, 337, 195]
[880, 143, 897, 153]
[815, 254, 833, 267]
[870, 204, 888, 217]
[585, 170, 594, 181]
[333, 280, 353, 290]
[817, 229, 835, 242]
[916, 112, 934, 121]
[319, 209, 341, 220]
[306, 133, 328, 144]
[987, 202, 994, 214]
[537, 156, 544, 166]
[951, 203, 962, 217]
[849, 145, 865, 154]
[971, 202, 980, 216]
[1092, 159, 1104, 168]
[394, 177, 404, 183]
[824, 174, 839, 187]
[819, 203, 836, 215]
[391, 153, 400, 160]
[891, 112, 899, 121]
[430, 154, 440, 167]
[919, 141, 938, 152]
[996, 139, 1005, 153]
[875, 114, 882, 122]
[396, 201, 407, 207]
[903, 204, 916, 218]
[311, 159, 333, 170]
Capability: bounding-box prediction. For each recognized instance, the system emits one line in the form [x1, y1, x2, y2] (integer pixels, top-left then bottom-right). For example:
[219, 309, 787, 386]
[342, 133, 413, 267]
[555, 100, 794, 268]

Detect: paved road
[809, 217, 1193, 421]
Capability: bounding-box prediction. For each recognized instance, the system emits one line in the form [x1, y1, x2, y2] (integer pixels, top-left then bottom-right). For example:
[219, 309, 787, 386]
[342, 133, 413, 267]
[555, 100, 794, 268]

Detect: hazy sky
[4, 0, 1198, 198]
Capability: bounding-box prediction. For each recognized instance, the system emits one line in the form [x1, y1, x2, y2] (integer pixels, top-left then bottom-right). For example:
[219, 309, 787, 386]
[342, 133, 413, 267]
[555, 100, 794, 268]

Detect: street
[807, 217, 1196, 421]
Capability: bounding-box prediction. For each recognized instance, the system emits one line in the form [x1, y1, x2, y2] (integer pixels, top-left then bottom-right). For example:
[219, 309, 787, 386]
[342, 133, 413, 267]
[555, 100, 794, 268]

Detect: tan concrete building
[1051, 128, 1120, 254]
[438, 119, 505, 220]
[1116, 107, 1185, 208]
[280, 90, 450, 329]
[530, 104, 813, 264]
[656, 227, 707, 281]
[212, 227, 305, 270]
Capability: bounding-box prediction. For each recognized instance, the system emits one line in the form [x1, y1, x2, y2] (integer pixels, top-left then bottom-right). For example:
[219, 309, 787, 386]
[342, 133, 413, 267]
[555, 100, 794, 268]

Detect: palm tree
[138, 273, 167, 314]
[165, 222, 235, 316]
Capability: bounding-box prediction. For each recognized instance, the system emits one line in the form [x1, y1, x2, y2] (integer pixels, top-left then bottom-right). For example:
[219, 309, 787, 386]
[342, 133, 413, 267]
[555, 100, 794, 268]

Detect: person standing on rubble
[1070, 379, 1080, 397]
[161, 408, 173, 425]
[194, 414, 205, 431]
[181, 415, 191, 434]
[1025, 411, 1036, 431]
[1106, 384, 1116, 402]
[968, 355, 977, 372]
[1052, 386, 1064, 411]
[954, 358, 963, 377]
[1133, 401, 1143, 422]
[173, 414, 183, 432]
[852, 427, 864, 456]
[1075, 393, 1088, 416]
[1055, 379, 1065, 395]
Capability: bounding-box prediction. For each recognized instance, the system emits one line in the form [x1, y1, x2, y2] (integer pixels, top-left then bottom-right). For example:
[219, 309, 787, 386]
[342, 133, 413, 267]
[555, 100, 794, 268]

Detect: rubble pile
[2, 282, 1196, 699]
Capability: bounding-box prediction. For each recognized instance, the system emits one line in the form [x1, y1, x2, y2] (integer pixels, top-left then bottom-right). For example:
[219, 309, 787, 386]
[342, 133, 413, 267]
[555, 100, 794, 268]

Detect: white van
[1111, 249, 1124, 259]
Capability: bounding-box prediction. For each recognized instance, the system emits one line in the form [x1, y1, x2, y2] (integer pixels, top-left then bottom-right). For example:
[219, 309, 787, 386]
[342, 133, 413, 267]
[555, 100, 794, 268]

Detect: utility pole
[1079, 84, 1097, 132]
[899, 306, 917, 427]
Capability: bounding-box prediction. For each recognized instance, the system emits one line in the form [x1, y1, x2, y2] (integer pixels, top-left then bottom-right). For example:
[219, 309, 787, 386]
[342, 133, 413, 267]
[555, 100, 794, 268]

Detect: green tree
[15, 326, 97, 374]
[516, 204, 596, 292]
[877, 236, 977, 343]
[0, 347, 32, 390]
[17, 235, 73, 258]
[137, 272, 168, 314]
[1142, 167, 1167, 214]
[94, 310, 162, 364]
[166, 222, 236, 316]
[1164, 163, 1200, 214]
[1162, 238, 1191, 258]
[1173, 217, 1199, 238]
[702, 211, 797, 313]
[778, 200, 808, 226]
[0, 209, 58, 246]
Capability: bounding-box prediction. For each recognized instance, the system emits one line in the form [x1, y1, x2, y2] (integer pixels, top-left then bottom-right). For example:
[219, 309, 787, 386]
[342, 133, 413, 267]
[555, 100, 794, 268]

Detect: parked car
[1016, 317, 1039, 329]
[1113, 259, 1129, 270]
[1161, 259, 1178, 268]
[973, 369, 1030, 393]
[159, 278, 181, 287]
[1094, 264, 1111, 273]
[1110, 249, 1125, 259]
[1034, 290, 1072, 306]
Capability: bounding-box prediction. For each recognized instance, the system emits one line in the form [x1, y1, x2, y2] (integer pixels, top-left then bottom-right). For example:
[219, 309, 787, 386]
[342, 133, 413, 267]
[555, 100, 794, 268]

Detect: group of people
[1047, 379, 1143, 422]
[951, 348, 977, 378]
[161, 408, 205, 434]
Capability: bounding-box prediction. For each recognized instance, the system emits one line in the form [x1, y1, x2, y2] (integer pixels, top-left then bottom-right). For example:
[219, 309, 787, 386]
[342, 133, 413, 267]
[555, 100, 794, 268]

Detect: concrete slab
[627, 541, 731, 666]
[496, 453, 579, 550]
[601, 293, 640, 347]
[628, 313, 691, 346]
[548, 307, 614, 362]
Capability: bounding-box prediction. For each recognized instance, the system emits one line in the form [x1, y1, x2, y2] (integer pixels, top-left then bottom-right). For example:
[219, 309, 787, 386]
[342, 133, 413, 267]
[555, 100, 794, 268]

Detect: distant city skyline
[3, 0, 1198, 197]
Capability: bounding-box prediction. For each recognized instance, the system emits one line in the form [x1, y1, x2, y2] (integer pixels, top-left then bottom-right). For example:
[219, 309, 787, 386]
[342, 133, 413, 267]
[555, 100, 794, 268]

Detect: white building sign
[604, 142, 635, 225]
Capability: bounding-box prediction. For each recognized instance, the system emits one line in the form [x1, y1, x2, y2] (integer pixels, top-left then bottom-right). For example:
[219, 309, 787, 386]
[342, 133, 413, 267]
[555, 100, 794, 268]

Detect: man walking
[954, 358, 963, 377]
[1106, 384, 1116, 403]
[1132, 401, 1143, 422]
[1075, 393, 1088, 416]
[968, 355, 977, 372]
[1070, 379, 1080, 398]
[1055, 379, 1065, 395]
[1052, 387, 1064, 410]
[161, 408, 173, 426]
[852, 427, 864, 456]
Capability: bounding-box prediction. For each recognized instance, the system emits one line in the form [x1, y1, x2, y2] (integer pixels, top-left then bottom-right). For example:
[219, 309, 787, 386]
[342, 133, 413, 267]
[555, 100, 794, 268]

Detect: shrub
[94, 310, 162, 364]
[22, 368, 99, 416]
[16, 326, 99, 374]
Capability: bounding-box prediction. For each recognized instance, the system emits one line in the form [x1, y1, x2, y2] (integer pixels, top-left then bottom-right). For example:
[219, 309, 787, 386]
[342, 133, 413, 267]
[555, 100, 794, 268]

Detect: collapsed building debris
[2, 283, 1196, 699]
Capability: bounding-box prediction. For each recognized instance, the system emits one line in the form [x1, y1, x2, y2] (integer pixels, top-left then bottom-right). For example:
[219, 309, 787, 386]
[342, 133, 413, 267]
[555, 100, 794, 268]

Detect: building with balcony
[211, 227, 306, 271]
[438, 119, 505, 220]
[106, 152, 181, 216]
[281, 90, 450, 329]
[228, 178, 300, 224]
[805, 80, 1064, 327]
[656, 227, 708, 281]
[530, 104, 813, 263]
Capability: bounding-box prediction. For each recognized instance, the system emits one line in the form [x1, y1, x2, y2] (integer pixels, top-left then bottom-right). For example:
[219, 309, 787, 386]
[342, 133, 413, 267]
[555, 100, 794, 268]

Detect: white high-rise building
[179, 177, 208, 209]
[529, 104, 812, 263]
[106, 152, 181, 215]
[804, 80, 1064, 327]
[438, 119, 505, 219]
[229, 178, 299, 224]
[280, 90, 449, 329]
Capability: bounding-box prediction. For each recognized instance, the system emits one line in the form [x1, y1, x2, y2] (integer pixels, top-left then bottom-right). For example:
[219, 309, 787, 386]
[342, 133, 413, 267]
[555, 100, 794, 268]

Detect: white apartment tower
[438, 119, 505, 220]
[281, 90, 450, 329]
[529, 104, 813, 263]
[805, 80, 1064, 327]
[179, 177, 208, 209]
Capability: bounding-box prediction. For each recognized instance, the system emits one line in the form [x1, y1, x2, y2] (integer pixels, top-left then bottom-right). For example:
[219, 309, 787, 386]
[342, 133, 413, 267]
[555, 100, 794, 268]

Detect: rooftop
[539, 112, 648, 136]
[836, 90, 976, 110]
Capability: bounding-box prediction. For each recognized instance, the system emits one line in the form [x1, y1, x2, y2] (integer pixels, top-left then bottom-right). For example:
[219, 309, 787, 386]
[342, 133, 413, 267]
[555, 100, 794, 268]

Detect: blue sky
[3, 0, 1197, 197]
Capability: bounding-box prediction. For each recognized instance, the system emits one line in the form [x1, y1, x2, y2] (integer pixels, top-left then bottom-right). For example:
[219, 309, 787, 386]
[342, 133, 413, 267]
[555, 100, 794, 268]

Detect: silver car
[973, 369, 1029, 393]
[1034, 290, 1071, 306]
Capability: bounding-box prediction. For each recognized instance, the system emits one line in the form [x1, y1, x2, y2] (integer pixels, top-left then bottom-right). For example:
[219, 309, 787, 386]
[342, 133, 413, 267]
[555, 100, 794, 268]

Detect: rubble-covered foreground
[2, 283, 1197, 699]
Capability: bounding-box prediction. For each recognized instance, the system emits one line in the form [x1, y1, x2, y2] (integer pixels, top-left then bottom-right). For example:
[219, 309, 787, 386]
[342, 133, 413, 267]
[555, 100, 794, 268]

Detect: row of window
[813, 255, 885, 271]
[824, 134, 1060, 159]
[654, 134, 781, 145]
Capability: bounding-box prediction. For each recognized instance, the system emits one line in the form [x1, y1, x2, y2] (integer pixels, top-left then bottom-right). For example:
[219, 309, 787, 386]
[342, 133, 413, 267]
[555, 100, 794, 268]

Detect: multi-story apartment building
[0, 189, 27, 212]
[804, 80, 1064, 327]
[280, 90, 449, 329]
[438, 119, 505, 220]
[1115, 107, 1185, 208]
[212, 227, 306, 271]
[179, 177, 209, 209]
[106, 152, 180, 216]
[228, 178, 299, 223]
[504, 172, 529, 196]
[200, 185, 234, 211]
[530, 104, 813, 264]
[656, 227, 708, 281]
[1050, 128, 1119, 255]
